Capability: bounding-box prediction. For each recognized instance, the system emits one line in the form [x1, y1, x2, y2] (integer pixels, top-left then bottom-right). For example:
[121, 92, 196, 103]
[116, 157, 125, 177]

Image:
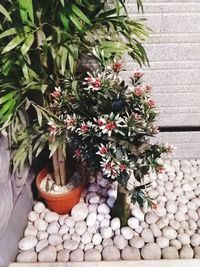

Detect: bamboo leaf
[60, 47, 68, 75]
[18, 0, 34, 23]
[68, 13, 83, 32]
[0, 92, 16, 104]
[1, 35, 25, 54]
[34, 107, 42, 127]
[0, 28, 17, 39]
[21, 34, 34, 56]
[0, 4, 12, 22]
[71, 4, 92, 25]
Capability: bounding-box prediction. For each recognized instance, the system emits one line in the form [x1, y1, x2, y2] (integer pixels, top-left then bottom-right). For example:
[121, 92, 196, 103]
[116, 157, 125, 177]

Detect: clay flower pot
[36, 168, 84, 215]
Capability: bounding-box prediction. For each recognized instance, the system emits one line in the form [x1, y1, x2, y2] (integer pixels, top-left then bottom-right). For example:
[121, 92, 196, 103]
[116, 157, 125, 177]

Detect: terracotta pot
[36, 168, 84, 215]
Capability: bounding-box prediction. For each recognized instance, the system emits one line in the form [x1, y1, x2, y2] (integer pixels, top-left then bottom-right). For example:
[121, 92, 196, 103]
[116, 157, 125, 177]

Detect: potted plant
[0, 0, 149, 214]
[65, 55, 174, 225]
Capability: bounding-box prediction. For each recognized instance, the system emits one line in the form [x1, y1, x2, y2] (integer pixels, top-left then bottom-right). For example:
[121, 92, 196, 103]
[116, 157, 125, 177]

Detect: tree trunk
[111, 184, 131, 226]
[58, 148, 67, 186]
[52, 150, 61, 186]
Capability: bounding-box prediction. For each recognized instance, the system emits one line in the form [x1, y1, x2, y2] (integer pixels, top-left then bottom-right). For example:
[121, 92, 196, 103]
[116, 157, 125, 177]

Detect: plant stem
[52, 149, 61, 185]
[111, 183, 131, 226]
[58, 148, 67, 186]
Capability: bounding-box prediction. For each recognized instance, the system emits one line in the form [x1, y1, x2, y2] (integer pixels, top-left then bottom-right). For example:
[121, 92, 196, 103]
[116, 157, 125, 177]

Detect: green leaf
[1, 35, 25, 54]
[60, 47, 68, 75]
[0, 92, 16, 104]
[59, 12, 69, 30]
[41, 84, 48, 93]
[60, 0, 65, 7]
[0, 28, 17, 39]
[69, 13, 83, 32]
[34, 107, 42, 126]
[21, 34, 34, 56]
[0, 4, 12, 22]
[18, 0, 34, 23]
[68, 51, 75, 74]
[71, 4, 92, 25]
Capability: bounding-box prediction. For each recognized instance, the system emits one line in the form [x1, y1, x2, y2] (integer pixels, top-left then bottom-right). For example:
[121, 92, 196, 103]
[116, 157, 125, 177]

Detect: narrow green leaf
[0, 4, 12, 22]
[71, 4, 92, 25]
[21, 34, 34, 56]
[1, 35, 25, 54]
[0, 28, 17, 39]
[35, 107, 42, 126]
[69, 13, 83, 32]
[60, 47, 68, 75]
[18, 0, 34, 23]
[0, 92, 15, 104]
[60, 0, 65, 7]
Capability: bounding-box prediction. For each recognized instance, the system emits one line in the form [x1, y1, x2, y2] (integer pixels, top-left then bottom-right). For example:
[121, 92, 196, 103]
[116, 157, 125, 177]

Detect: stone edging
[8, 259, 200, 267]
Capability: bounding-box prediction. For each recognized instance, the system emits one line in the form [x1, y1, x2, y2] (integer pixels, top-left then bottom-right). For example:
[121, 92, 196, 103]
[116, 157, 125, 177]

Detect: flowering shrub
[47, 60, 173, 209]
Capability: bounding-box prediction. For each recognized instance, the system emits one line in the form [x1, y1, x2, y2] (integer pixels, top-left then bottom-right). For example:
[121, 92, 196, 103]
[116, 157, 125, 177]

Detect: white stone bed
[16, 159, 200, 263]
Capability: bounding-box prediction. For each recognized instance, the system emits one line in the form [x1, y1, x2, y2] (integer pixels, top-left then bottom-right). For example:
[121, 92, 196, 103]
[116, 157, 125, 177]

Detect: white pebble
[71, 203, 88, 221]
[141, 228, 154, 243]
[75, 221, 87, 236]
[162, 226, 177, 240]
[97, 203, 110, 214]
[45, 212, 59, 223]
[113, 234, 128, 250]
[100, 227, 113, 239]
[28, 211, 39, 222]
[86, 212, 97, 227]
[130, 236, 144, 248]
[18, 236, 37, 251]
[63, 239, 79, 251]
[47, 221, 59, 234]
[145, 211, 158, 224]
[156, 236, 169, 248]
[81, 231, 93, 244]
[141, 243, 161, 260]
[127, 217, 139, 230]
[33, 202, 46, 214]
[92, 233, 102, 245]
[111, 218, 120, 231]
[121, 227, 134, 240]
[65, 217, 75, 227]
[131, 207, 144, 221]
[48, 234, 62, 246]
[34, 218, 48, 231]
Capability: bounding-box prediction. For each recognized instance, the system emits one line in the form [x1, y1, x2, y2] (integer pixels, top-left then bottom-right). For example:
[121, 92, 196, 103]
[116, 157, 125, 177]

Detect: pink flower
[144, 84, 152, 93]
[119, 164, 126, 172]
[134, 113, 142, 120]
[80, 123, 89, 133]
[47, 120, 58, 136]
[134, 86, 143, 97]
[133, 69, 143, 79]
[105, 121, 116, 130]
[113, 62, 123, 72]
[150, 125, 159, 134]
[85, 75, 101, 90]
[99, 146, 108, 155]
[147, 99, 156, 108]
[152, 202, 157, 210]
[156, 166, 165, 174]
[74, 148, 81, 158]
[97, 119, 104, 126]
[50, 86, 61, 99]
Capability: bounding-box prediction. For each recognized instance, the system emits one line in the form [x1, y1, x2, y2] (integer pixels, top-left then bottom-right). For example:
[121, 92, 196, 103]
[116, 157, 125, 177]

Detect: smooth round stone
[188, 209, 198, 221]
[170, 239, 182, 250]
[177, 196, 189, 205]
[167, 213, 175, 220]
[135, 225, 143, 234]
[100, 218, 110, 228]
[165, 191, 176, 201]
[191, 234, 200, 247]
[102, 245, 120, 261]
[58, 224, 69, 235]
[100, 227, 113, 239]
[169, 220, 181, 230]
[28, 211, 39, 222]
[141, 243, 161, 260]
[162, 226, 177, 240]
[84, 243, 94, 251]
[59, 215, 68, 226]
[97, 203, 110, 214]
[177, 233, 190, 245]
[188, 219, 197, 231]
[33, 202, 46, 214]
[71, 233, 81, 243]
[145, 211, 158, 224]
[63, 239, 79, 251]
[34, 218, 48, 231]
[166, 201, 177, 214]
[95, 244, 103, 253]
[102, 238, 113, 247]
[71, 203, 88, 221]
[156, 237, 169, 248]
[75, 221, 87, 236]
[63, 233, 71, 241]
[111, 218, 120, 231]
[88, 204, 99, 213]
[45, 212, 59, 223]
[88, 226, 96, 234]
[121, 227, 134, 240]
[89, 196, 100, 204]
[175, 211, 185, 222]
[148, 190, 159, 199]
[38, 246, 56, 262]
[181, 166, 191, 174]
[127, 217, 139, 230]
[37, 231, 48, 240]
[179, 245, 194, 259]
[81, 231, 93, 244]
[56, 244, 64, 252]
[57, 249, 69, 261]
[141, 228, 154, 243]
[36, 239, 48, 253]
[131, 207, 144, 221]
[85, 249, 101, 261]
[156, 217, 169, 229]
[89, 183, 101, 192]
[179, 204, 188, 214]
[182, 183, 192, 191]
[130, 236, 145, 249]
[113, 234, 128, 250]
[24, 224, 37, 237]
[17, 251, 37, 262]
[122, 247, 140, 260]
[86, 192, 97, 203]
[48, 234, 62, 246]
[86, 212, 97, 227]
[174, 187, 183, 196]
[65, 217, 75, 227]
[47, 221, 59, 234]
[150, 224, 162, 238]
[18, 236, 37, 251]
[92, 233, 102, 245]
[156, 206, 167, 217]
[107, 197, 116, 208]
[162, 246, 179, 259]
[194, 247, 200, 258]
[70, 248, 84, 262]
